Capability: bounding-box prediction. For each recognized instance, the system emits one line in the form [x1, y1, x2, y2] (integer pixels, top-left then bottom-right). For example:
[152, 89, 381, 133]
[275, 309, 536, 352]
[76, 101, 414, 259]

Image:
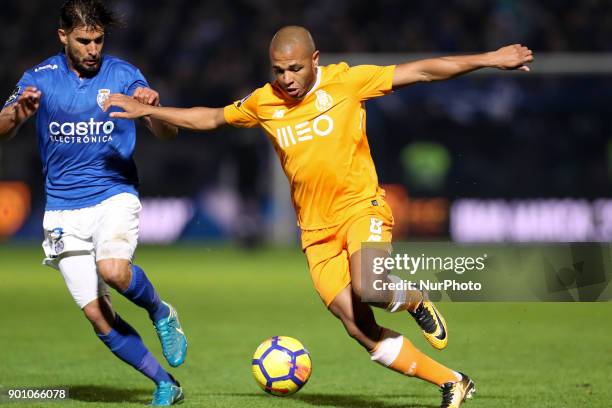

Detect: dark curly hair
[59, 0, 118, 31]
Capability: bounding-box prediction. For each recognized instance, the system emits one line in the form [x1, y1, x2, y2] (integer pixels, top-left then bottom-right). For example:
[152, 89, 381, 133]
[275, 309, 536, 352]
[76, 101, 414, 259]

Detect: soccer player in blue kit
[0, 1, 185, 405]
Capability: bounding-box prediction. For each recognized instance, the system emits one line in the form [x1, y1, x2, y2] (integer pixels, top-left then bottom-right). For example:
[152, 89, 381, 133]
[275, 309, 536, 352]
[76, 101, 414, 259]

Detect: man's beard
[69, 52, 101, 78]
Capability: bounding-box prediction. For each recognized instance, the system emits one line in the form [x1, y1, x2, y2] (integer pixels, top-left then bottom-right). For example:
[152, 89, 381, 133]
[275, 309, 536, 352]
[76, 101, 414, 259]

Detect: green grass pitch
[0, 244, 610, 407]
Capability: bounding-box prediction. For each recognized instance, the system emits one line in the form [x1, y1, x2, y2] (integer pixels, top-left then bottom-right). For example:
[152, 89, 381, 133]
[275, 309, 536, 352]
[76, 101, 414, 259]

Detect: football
[251, 336, 312, 396]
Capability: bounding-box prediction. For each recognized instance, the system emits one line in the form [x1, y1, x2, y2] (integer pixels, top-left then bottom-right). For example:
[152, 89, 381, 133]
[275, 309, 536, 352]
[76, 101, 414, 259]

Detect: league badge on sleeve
[96, 89, 111, 110]
[5, 86, 21, 106]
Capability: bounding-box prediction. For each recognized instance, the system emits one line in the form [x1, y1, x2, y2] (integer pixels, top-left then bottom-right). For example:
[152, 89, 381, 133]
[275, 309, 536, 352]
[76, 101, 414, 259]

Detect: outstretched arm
[103, 94, 226, 131]
[131, 87, 178, 140]
[392, 44, 534, 89]
[0, 86, 41, 142]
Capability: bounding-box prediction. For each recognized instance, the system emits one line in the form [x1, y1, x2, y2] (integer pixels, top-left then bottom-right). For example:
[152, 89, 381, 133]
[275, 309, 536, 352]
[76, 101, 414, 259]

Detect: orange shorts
[301, 199, 394, 307]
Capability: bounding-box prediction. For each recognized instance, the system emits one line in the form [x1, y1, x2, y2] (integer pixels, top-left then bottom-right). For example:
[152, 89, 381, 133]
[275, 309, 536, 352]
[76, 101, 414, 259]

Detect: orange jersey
[224, 63, 396, 230]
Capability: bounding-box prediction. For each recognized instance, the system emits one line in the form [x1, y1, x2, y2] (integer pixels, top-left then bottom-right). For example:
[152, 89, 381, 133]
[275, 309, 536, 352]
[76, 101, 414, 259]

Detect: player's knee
[97, 261, 130, 290]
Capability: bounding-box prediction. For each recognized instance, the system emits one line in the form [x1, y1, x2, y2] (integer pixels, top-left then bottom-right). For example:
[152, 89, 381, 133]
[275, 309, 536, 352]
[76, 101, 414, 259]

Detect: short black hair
[59, 0, 117, 32]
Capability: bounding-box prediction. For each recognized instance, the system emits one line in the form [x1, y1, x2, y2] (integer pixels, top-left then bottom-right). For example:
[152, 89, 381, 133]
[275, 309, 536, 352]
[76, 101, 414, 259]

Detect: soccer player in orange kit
[103, 26, 533, 407]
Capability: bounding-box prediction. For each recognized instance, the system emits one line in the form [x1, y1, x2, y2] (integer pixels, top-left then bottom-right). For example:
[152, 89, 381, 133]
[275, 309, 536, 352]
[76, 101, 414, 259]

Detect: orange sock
[370, 328, 460, 386]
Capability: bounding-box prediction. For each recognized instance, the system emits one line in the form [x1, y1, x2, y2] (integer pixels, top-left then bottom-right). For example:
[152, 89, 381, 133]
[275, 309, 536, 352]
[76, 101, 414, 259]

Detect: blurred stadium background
[2, 0, 612, 247]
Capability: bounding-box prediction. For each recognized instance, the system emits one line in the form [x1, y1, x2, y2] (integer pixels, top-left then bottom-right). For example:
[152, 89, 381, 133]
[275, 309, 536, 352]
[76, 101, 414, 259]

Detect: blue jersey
[4, 52, 148, 210]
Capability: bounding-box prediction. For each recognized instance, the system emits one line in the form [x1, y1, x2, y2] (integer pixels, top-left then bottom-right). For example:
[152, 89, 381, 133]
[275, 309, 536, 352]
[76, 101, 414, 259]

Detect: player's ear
[58, 29, 68, 46]
[312, 50, 320, 68]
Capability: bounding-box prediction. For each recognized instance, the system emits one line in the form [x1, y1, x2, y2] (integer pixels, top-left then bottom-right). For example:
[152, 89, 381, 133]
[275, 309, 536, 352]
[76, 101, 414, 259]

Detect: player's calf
[119, 264, 170, 322]
[98, 313, 179, 385]
[82, 296, 115, 334]
[98, 259, 169, 323]
[329, 285, 466, 405]
[119, 264, 187, 367]
[96, 259, 187, 367]
[328, 285, 382, 351]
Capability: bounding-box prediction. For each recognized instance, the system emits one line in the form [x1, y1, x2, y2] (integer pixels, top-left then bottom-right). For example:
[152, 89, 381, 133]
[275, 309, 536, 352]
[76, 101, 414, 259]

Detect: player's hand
[12, 86, 41, 123]
[132, 87, 160, 106]
[103, 93, 151, 119]
[490, 44, 534, 72]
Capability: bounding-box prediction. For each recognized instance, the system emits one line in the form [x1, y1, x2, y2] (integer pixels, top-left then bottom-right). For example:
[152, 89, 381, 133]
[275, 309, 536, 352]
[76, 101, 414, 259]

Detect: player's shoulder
[323, 62, 389, 76]
[237, 83, 275, 107]
[321, 62, 351, 78]
[25, 54, 63, 78]
[102, 54, 142, 75]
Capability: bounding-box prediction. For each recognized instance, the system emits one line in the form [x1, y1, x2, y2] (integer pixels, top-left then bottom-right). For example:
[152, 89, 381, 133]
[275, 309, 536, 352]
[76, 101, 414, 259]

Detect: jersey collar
[304, 67, 322, 98]
[58, 51, 70, 74]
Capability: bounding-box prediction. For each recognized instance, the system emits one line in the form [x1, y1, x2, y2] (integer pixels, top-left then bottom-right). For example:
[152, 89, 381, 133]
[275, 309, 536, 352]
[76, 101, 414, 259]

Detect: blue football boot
[154, 301, 187, 367]
[151, 375, 184, 406]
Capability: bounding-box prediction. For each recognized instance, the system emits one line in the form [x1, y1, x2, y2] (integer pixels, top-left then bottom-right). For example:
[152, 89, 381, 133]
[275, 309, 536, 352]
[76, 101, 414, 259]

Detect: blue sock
[121, 264, 169, 322]
[97, 315, 173, 385]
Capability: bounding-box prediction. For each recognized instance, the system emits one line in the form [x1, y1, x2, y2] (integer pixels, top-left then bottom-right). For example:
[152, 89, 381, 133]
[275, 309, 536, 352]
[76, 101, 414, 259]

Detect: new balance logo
[275, 114, 334, 149]
[34, 64, 58, 73]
